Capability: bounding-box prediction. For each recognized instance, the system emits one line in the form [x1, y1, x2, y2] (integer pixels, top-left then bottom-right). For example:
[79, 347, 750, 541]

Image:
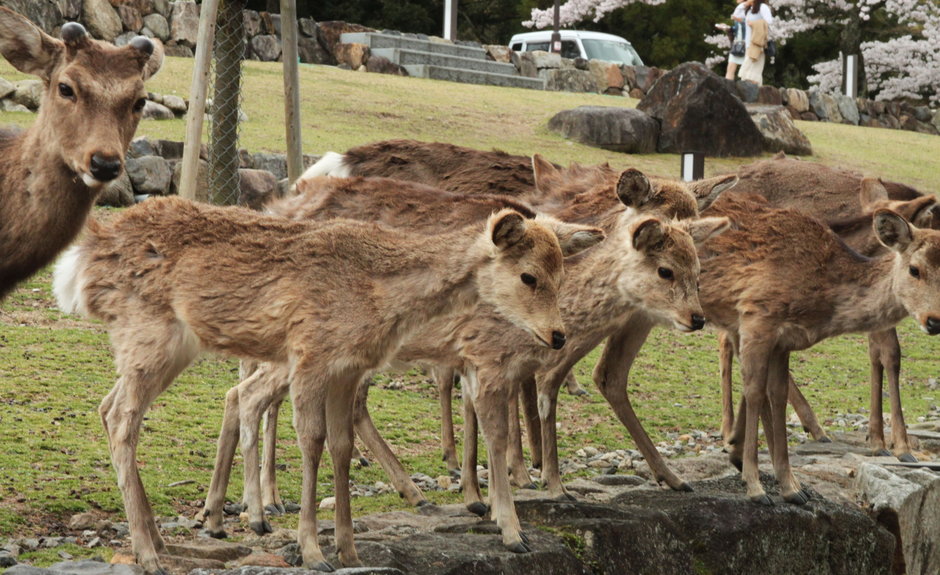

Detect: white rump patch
[301, 151, 351, 179]
[52, 245, 88, 316]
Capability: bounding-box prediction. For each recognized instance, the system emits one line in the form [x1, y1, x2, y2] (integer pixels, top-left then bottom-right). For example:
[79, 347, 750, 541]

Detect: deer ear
[859, 178, 889, 210]
[688, 174, 738, 212]
[531, 154, 560, 193]
[538, 217, 605, 257]
[490, 210, 527, 249]
[135, 37, 164, 80]
[0, 7, 62, 80]
[873, 209, 914, 252]
[616, 168, 653, 208]
[632, 218, 666, 253]
[682, 216, 731, 246]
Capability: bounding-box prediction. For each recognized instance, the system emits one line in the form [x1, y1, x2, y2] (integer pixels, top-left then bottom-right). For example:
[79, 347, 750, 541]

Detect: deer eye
[58, 83, 75, 100]
[657, 267, 674, 280]
[521, 273, 537, 287]
[133, 97, 147, 112]
[910, 265, 921, 279]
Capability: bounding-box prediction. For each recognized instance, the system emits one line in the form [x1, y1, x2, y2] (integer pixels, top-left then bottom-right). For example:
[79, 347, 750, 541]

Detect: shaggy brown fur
[721, 154, 940, 460]
[699, 193, 940, 504]
[0, 7, 161, 299]
[54, 196, 590, 574]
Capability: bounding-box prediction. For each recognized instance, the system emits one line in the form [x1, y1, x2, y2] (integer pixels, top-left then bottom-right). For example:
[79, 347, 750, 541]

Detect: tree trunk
[840, 10, 867, 98]
[209, 0, 245, 205]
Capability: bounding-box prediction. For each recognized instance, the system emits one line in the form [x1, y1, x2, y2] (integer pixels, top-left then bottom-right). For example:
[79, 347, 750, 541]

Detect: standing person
[724, 0, 748, 80]
[739, 0, 773, 85]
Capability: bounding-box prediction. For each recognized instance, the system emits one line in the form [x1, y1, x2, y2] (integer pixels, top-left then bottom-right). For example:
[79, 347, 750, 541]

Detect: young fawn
[698, 193, 940, 505]
[0, 6, 162, 299]
[53, 196, 597, 574]
[720, 154, 940, 461]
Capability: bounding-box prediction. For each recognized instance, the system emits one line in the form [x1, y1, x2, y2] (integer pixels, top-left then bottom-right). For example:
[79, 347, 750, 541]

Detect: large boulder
[637, 61, 763, 156]
[856, 462, 940, 575]
[544, 68, 596, 93]
[83, 0, 123, 41]
[747, 104, 813, 156]
[0, 0, 62, 34]
[547, 106, 659, 153]
[169, 1, 199, 49]
[126, 155, 172, 195]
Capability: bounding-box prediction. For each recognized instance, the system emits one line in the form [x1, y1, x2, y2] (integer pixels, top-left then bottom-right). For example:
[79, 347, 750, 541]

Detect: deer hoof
[309, 560, 335, 572]
[728, 454, 743, 472]
[264, 503, 285, 516]
[750, 494, 773, 506]
[507, 540, 531, 554]
[816, 435, 832, 443]
[874, 448, 892, 457]
[520, 482, 538, 490]
[249, 519, 273, 535]
[223, 503, 244, 515]
[784, 490, 810, 505]
[521, 532, 530, 545]
[570, 388, 589, 397]
[675, 481, 694, 493]
[467, 502, 489, 516]
[203, 528, 228, 539]
[415, 499, 432, 508]
[358, 456, 371, 467]
[897, 452, 918, 463]
[553, 492, 577, 502]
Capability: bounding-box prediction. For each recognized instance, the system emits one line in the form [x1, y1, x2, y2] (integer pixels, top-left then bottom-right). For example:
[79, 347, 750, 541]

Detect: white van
[508, 30, 644, 66]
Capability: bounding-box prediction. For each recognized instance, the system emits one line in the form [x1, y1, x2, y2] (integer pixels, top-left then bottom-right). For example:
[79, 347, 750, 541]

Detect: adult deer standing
[54, 195, 598, 574]
[0, 7, 162, 299]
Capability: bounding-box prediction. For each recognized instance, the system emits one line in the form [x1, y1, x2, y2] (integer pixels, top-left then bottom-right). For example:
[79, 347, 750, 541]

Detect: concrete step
[341, 32, 487, 60]
[402, 64, 545, 90]
[371, 47, 518, 76]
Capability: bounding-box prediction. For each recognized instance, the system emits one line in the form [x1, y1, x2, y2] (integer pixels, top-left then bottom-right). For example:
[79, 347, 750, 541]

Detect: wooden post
[281, 0, 303, 186]
[179, 0, 220, 201]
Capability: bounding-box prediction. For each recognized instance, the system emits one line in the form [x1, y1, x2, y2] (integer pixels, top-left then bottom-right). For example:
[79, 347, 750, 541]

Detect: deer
[717, 154, 940, 462]
[696, 192, 940, 505]
[197, 176, 604, 535]
[304, 138, 734, 481]
[52, 195, 600, 574]
[206, 164, 729, 553]
[0, 6, 162, 300]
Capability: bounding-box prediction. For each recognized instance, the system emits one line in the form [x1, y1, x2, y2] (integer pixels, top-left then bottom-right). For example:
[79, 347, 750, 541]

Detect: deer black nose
[926, 316, 940, 335]
[90, 153, 122, 182]
[551, 331, 566, 350]
[691, 314, 706, 331]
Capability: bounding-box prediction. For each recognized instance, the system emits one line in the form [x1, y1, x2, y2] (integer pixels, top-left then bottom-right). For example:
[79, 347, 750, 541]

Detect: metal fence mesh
[206, 0, 245, 206]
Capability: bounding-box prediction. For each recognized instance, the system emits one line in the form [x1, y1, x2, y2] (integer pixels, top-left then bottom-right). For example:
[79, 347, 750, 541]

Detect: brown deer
[697, 193, 940, 505]
[198, 176, 604, 535]
[306, 139, 735, 482]
[52, 195, 596, 574]
[0, 6, 162, 299]
[718, 154, 940, 461]
[208, 166, 728, 552]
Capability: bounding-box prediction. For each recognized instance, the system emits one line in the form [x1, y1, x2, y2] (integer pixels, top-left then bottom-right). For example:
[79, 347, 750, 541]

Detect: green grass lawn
[0, 56, 938, 544]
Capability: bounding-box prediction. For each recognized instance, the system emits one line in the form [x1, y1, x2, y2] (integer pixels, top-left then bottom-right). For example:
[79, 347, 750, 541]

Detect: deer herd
[0, 6, 938, 575]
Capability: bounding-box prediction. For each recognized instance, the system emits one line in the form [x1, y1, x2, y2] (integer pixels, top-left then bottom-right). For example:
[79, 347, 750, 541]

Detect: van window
[581, 39, 644, 66]
[510, 43, 522, 51]
[560, 40, 581, 60]
[526, 41, 550, 52]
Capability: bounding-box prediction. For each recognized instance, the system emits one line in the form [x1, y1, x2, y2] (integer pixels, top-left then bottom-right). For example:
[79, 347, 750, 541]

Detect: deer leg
[564, 370, 588, 397]
[326, 375, 364, 568]
[519, 376, 542, 469]
[593, 318, 690, 491]
[469, 368, 528, 553]
[719, 331, 737, 446]
[431, 366, 461, 476]
[507, 392, 535, 489]
[237, 365, 289, 536]
[870, 329, 915, 461]
[260, 396, 286, 514]
[736, 336, 773, 505]
[202, 385, 245, 537]
[104, 325, 199, 575]
[536, 364, 572, 501]
[786, 374, 828, 441]
[289, 368, 332, 572]
[769, 352, 808, 504]
[460, 378, 486, 516]
[352, 376, 427, 506]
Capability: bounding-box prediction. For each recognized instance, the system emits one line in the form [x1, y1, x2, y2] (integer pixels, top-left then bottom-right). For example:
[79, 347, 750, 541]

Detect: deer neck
[829, 253, 907, 335]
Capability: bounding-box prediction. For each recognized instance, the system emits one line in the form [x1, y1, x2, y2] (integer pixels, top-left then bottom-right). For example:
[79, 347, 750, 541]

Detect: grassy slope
[0, 56, 938, 553]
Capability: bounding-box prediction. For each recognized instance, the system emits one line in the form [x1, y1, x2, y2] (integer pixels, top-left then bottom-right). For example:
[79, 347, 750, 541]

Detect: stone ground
[1, 422, 937, 574]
